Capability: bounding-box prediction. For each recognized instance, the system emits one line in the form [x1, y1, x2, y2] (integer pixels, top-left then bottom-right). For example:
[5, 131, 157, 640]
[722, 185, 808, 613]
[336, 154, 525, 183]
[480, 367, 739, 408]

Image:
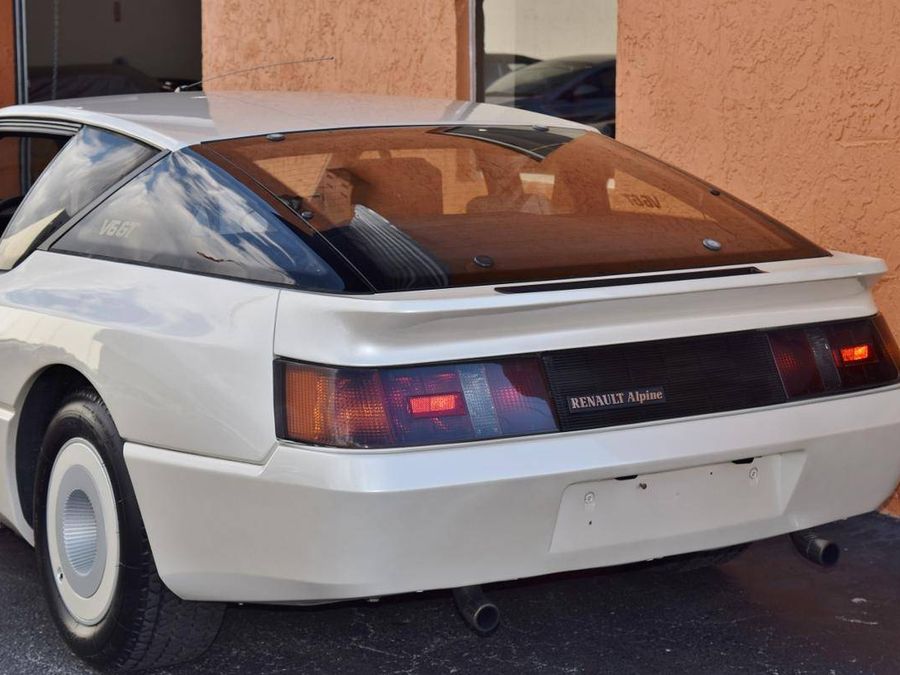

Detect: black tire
[647, 543, 750, 573]
[33, 389, 225, 671]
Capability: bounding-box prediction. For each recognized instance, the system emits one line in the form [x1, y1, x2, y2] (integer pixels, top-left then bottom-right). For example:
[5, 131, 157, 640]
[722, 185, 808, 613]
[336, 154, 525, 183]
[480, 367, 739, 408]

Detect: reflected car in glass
[486, 54, 616, 128]
[482, 52, 539, 88]
[0, 92, 897, 670]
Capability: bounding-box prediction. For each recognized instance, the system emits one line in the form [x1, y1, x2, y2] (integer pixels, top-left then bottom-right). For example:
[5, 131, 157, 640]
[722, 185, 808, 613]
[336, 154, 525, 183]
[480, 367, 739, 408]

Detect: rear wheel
[33, 390, 225, 671]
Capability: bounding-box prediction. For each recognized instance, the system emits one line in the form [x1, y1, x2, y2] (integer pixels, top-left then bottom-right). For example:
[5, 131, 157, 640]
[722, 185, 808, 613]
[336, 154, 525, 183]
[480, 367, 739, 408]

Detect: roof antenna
[175, 56, 336, 92]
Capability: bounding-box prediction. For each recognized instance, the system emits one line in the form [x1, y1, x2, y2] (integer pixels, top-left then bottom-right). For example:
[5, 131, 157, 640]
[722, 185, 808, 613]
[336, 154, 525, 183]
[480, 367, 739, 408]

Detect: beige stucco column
[202, 0, 472, 98]
[617, 0, 900, 514]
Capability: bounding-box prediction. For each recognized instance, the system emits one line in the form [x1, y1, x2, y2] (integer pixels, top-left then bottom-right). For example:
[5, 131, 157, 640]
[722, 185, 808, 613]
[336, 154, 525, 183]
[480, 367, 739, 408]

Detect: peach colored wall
[618, 0, 900, 515]
[0, 1, 16, 197]
[887, 491, 900, 515]
[202, 0, 470, 98]
[0, 0, 14, 108]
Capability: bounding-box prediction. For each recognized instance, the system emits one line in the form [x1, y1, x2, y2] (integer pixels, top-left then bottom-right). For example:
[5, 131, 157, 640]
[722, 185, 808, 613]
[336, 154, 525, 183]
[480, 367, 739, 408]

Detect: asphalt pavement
[1, 513, 898, 674]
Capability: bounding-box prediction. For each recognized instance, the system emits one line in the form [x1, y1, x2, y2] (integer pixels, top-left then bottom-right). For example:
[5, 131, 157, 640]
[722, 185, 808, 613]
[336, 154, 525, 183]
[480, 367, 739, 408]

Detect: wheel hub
[46, 438, 120, 626]
[62, 489, 98, 573]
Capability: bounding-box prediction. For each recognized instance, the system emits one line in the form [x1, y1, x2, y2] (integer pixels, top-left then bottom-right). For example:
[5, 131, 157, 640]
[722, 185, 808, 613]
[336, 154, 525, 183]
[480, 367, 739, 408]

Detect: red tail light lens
[278, 358, 558, 448]
[769, 316, 899, 399]
[408, 392, 467, 417]
[825, 317, 898, 388]
[768, 329, 824, 397]
[838, 344, 873, 365]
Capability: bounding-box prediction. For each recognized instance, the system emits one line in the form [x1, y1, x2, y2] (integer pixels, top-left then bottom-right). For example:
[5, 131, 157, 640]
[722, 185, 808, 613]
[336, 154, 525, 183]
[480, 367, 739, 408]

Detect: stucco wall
[888, 490, 900, 515]
[202, 0, 470, 98]
[0, 0, 14, 107]
[618, 0, 900, 514]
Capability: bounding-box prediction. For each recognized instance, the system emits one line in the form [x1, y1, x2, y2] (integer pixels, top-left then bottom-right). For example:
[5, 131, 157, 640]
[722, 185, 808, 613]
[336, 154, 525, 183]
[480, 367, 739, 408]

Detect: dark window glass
[0, 127, 155, 269]
[201, 125, 828, 292]
[0, 134, 70, 236]
[569, 67, 615, 99]
[54, 150, 352, 291]
[486, 60, 594, 97]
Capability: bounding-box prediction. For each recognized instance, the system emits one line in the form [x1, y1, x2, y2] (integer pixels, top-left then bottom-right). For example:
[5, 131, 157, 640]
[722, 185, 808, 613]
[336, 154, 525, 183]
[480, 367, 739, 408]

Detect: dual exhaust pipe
[453, 586, 500, 635]
[451, 530, 837, 635]
[790, 529, 840, 567]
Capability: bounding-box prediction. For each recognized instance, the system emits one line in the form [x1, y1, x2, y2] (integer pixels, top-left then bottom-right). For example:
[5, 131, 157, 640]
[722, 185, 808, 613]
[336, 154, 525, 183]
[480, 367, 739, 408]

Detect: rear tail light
[839, 344, 872, 364]
[277, 316, 900, 449]
[277, 357, 558, 448]
[407, 392, 466, 417]
[769, 316, 899, 399]
[767, 329, 824, 397]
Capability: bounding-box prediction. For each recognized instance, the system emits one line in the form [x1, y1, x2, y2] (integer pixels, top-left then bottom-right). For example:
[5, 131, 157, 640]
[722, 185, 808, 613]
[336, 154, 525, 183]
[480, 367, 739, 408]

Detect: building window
[476, 0, 617, 137]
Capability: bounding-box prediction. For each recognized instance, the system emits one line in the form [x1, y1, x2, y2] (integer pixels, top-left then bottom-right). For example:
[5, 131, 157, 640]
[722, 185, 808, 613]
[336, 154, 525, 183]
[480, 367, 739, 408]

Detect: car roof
[537, 55, 616, 67]
[0, 91, 590, 151]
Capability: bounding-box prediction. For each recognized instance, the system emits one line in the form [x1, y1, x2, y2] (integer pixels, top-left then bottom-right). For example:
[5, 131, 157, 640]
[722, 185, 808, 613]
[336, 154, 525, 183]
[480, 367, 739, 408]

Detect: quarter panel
[0, 251, 280, 478]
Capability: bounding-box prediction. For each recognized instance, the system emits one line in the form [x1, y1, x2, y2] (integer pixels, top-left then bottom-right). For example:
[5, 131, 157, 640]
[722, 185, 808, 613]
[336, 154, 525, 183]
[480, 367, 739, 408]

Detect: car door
[0, 120, 158, 531]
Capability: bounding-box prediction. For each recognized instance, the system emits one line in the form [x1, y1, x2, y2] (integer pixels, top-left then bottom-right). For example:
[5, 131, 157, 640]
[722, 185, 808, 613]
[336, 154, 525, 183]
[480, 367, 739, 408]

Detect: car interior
[203, 126, 826, 291]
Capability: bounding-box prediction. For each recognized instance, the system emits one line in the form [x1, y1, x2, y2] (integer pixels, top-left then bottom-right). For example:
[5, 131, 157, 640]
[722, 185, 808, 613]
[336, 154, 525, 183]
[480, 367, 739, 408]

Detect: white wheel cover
[46, 438, 120, 626]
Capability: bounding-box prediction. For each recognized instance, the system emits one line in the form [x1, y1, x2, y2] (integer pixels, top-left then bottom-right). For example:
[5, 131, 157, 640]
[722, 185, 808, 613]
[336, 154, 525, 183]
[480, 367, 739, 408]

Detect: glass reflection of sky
[4, 127, 155, 244]
[57, 150, 345, 290]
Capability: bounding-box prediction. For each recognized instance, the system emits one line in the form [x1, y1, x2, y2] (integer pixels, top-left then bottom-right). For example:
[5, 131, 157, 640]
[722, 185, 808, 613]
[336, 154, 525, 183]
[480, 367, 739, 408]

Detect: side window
[568, 67, 615, 100]
[0, 126, 156, 270]
[53, 150, 349, 291]
[0, 134, 69, 234]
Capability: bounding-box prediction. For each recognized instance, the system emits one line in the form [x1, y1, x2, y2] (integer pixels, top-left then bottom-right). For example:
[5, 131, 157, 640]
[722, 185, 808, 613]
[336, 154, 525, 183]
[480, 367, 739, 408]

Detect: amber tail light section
[277, 358, 559, 449]
[280, 363, 394, 447]
[768, 316, 899, 399]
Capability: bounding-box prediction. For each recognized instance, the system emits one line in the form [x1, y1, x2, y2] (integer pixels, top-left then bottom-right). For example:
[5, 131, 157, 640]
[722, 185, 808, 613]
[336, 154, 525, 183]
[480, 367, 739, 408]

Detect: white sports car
[0, 92, 897, 670]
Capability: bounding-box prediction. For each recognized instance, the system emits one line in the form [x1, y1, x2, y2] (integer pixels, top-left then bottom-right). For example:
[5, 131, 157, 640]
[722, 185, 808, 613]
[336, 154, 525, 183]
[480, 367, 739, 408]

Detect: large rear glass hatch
[199, 125, 828, 292]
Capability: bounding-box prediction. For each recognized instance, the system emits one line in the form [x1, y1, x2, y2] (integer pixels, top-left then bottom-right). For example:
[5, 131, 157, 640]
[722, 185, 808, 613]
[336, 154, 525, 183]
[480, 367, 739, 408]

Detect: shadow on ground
[1, 514, 898, 674]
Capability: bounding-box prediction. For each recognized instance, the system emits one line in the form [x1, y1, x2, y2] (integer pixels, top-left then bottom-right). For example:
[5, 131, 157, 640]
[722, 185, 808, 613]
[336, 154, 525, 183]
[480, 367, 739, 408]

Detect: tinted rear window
[200, 126, 827, 292]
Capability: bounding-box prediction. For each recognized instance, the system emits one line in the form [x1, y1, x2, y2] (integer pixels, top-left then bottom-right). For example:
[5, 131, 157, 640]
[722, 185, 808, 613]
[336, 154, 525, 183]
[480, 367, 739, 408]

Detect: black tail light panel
[276, 316, 899, 448]
[544, 330, 787, 432]
[542, 316, 899, 434]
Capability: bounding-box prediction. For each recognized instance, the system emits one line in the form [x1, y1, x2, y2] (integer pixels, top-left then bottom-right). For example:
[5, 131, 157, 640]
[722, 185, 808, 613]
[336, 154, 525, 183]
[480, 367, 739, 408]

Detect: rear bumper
[125, 385, 900, 603]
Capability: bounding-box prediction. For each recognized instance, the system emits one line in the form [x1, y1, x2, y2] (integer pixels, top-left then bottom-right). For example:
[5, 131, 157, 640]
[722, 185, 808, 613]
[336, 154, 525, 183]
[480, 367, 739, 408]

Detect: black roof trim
[495, 266, 763, 294]
[0, 117, 81, 137]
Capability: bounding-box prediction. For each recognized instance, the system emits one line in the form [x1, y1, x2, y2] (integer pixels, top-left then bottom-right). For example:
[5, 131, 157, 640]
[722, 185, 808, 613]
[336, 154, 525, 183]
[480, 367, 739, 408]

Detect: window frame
[0, 120, 169, 267]
[37, 151, 168, 254]
[0, 118, 79, 200]
[45, 147, 373, 294]
[0, 118, 81, 137]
